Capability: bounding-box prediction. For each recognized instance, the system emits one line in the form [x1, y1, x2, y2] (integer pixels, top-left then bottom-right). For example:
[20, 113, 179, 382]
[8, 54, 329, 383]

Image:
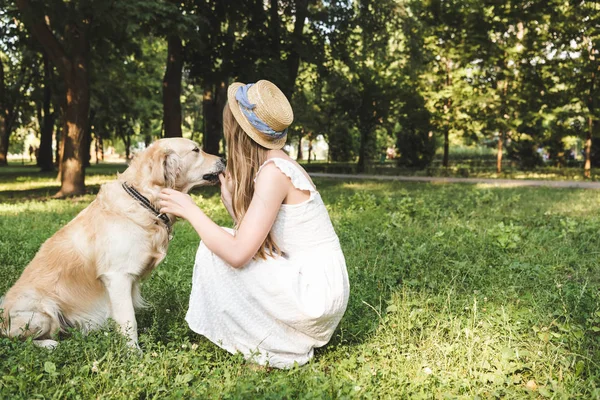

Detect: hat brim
[227, 82, 287, 150]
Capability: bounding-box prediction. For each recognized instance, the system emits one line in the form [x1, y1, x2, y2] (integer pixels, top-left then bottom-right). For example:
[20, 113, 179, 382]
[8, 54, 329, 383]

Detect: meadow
[1, 165, 600, 399]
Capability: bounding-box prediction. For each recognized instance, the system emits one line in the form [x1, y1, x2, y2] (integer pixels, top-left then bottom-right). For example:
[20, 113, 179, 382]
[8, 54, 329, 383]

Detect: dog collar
[121, 182, 172, 239]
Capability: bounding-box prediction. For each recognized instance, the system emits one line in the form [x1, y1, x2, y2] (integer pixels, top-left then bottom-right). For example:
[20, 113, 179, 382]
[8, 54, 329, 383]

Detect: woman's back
[257, 158, 341, 255]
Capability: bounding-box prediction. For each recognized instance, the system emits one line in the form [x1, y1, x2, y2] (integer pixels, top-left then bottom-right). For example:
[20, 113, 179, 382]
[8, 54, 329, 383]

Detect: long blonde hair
[223, 103, 282, 260]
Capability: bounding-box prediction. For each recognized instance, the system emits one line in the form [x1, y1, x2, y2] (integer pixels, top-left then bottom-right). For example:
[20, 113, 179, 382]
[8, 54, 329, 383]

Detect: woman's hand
[219, 173, 236, 222]
[158, 188, 199, 220]
[167, 163, 288, 268]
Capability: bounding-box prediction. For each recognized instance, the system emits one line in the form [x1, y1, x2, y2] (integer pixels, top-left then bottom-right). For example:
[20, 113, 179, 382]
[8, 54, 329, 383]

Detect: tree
[162, 35, 183, 138]
[184, 0, 322, 155]
[0, 3, 35, 166]
[36, 51, 56, 171]
[91, 37, 165, 159]
[416, 0, 488, 168]
[552, 0, 600, 178]
[326, 0, 402, 172]
[15, 0, 92, 196]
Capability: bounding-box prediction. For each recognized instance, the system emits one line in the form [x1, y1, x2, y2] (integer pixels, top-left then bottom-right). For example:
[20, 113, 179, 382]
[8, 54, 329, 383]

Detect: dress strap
[254, 158, 316, 193]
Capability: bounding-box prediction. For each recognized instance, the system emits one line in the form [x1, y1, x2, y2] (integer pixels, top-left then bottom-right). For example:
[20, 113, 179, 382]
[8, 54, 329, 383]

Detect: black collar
[121, 182, 171, 230]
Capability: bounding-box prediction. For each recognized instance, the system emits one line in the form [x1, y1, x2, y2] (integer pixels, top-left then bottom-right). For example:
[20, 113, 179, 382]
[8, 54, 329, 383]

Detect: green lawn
[1, 165, 600, 398]
[300, 161, 600, 182]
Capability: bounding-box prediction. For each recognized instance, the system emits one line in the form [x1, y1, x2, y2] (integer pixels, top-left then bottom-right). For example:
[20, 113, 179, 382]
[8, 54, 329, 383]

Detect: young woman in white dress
[158, 80, 349, 368]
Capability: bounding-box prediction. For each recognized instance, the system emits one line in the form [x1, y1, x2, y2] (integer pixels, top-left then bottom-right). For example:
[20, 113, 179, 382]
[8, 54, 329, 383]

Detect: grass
[1, 164, 600, 398]
[299, 150, 598, 181]
[301, 161, 600, 181]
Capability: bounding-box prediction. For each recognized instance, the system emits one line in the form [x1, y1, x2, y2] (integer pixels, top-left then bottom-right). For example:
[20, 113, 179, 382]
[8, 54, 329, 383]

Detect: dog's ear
[150, 147, 181, 188]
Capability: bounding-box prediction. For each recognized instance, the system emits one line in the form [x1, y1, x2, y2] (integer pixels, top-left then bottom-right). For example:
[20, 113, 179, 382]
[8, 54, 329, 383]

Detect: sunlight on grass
[0, 174, 117, 192]
[0, 197, 93, 215]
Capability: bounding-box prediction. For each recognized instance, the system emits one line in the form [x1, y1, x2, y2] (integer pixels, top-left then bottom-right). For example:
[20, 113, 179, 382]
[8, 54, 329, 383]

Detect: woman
[159, 80, 349, 368]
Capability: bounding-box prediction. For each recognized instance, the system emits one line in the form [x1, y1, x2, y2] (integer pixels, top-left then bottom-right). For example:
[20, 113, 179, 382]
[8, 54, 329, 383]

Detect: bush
[327, 125, 359, 162]
[507, 139, 544, 169]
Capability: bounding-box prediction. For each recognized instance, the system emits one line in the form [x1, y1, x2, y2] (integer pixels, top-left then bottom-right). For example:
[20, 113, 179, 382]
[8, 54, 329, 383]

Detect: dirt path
[309, 173, 600, 189]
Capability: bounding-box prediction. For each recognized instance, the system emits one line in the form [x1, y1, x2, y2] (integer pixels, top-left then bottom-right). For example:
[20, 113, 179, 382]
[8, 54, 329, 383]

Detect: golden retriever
[0, 138, 224, 349]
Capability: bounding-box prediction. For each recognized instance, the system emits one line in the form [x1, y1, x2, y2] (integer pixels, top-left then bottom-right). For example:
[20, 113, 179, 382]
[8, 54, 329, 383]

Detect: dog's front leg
[102, 273, 139, 349]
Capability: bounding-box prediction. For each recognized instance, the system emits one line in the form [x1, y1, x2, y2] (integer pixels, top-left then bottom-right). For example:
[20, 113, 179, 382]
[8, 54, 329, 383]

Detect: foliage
[2, 0, 600, 174]
[91, 37, 166, 153]
[1, 168, 600, 397]
[395, 90, 436, 167]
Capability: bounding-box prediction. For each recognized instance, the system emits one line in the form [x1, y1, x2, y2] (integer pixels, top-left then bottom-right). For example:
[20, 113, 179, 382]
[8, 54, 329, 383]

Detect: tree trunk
[95, 133, 99, 164]
[162, 35, 183, 138]
[442, 64, 452, 168]
[16, 0, 90, 196]
[124, 134, 131, 160]
[0, 56, 7, 166]
[443, 127, 449, 168]
[585, 116, 592, 179]
[142, 120, 152, 147]
[284, 0, 310, 98]
[585, 68, 596, 179]
[270, 0, 280, 57]
[202, 81, 226, 155]
[357, 129, 369, 173]
[54, 43, 89, 197]
[297, 135, 303, 160]
[99, 135, 104, 161]
[0, 58, 24, 166]
[54, 116, 61, 167]
[57, 71, 89, 197]
[0, 120, 7, 166]
[38, 52, 55, 171]
[496, 74, 509, 175]
[83, 108, 95, 167]
[497, 132, 503, 174]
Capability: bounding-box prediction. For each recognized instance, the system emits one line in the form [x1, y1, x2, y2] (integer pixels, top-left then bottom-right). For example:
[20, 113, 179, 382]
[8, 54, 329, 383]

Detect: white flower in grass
[191, 343, 199, 350]
[151, 352, 158, 357]
[91, 361, 99, 373]
[423, 367, 433, 375]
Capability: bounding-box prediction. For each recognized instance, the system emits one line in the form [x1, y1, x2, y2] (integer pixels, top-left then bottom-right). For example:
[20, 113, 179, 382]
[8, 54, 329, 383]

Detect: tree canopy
[1, 0, 599, 193]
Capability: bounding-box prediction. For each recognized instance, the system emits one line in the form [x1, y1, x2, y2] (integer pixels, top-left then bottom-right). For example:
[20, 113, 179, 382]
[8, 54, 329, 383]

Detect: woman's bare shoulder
[264, 151, 316, 190]
[265, 151, 305, 171]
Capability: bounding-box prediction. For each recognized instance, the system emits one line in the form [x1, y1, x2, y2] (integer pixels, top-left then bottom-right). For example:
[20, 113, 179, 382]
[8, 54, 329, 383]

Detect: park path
[309, 172, 600, 189]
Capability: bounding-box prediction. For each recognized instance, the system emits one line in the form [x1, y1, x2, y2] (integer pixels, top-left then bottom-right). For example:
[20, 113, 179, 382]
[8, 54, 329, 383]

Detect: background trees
[1, 0, 599, 193]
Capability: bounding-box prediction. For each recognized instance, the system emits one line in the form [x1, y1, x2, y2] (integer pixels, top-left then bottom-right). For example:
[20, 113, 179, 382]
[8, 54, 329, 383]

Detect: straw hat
[227, 80, 293, 150]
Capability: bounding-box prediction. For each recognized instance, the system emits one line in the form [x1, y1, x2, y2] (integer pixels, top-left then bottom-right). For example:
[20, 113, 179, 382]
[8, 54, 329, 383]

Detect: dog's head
[134, 138, 225, 192]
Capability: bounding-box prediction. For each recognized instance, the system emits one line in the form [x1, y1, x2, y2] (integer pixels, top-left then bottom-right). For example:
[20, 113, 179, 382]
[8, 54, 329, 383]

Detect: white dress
[185, 158, 350, 368]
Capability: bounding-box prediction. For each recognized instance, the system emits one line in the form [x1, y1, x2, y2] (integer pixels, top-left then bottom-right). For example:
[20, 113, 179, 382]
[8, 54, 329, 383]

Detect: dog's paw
[34, 339, 59, 349]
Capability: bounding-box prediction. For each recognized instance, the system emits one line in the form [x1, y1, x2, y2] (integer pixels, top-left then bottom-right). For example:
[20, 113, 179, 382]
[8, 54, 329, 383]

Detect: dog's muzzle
[202, 173, 220, 183]
[203, 158, 226, 183]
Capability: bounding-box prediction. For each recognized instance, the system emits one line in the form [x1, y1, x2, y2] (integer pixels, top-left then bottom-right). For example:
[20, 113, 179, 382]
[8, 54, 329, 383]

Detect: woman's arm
[158, 163, 289, 268]
[218, 173, 237, 223]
